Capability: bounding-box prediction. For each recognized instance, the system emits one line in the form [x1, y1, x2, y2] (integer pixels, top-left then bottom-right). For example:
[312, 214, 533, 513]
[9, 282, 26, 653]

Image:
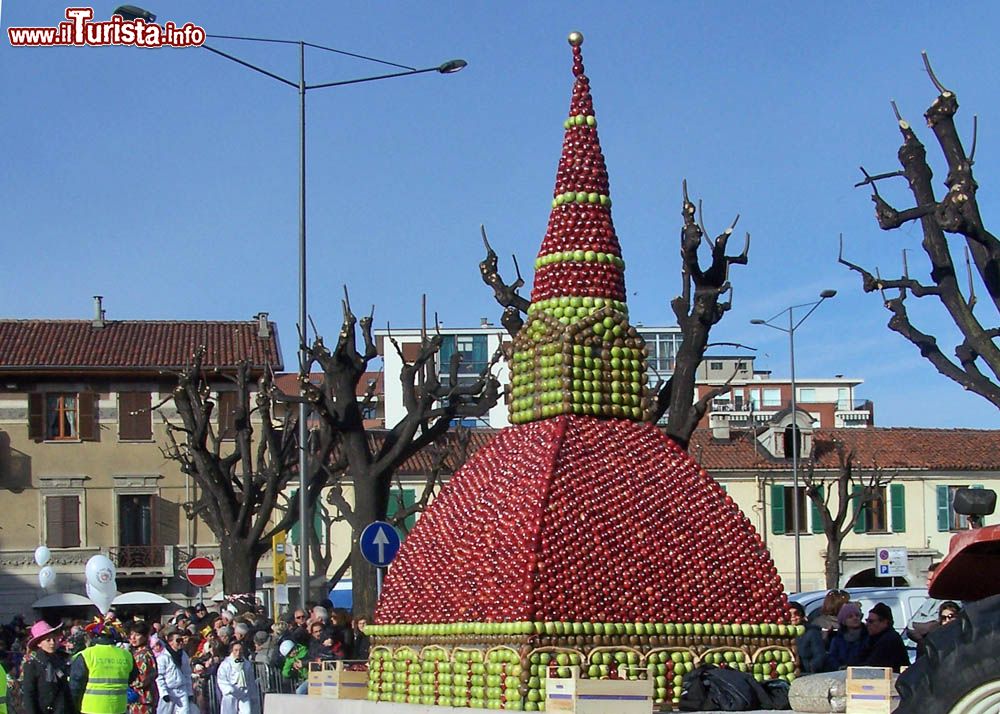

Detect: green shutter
[771, 485, 786, 535]
[811, 485, 825, 534]
[288, 490, 323, 546]
[387, 488, 417, 536]
[890, 483, 906, 533]
[853, 485, 866, 533]
[937, 485, 951, 532]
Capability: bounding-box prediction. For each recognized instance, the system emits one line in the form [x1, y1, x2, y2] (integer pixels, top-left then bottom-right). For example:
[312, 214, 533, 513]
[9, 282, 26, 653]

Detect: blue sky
[2, 1, 999, 429]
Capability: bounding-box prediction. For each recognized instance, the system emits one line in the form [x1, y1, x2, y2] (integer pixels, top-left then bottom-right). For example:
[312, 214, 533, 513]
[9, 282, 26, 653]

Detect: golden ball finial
[568, 31, 584, 47]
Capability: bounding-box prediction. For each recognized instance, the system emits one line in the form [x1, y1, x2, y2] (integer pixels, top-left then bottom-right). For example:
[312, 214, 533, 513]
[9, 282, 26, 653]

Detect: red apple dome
[375, 415, 786, 624]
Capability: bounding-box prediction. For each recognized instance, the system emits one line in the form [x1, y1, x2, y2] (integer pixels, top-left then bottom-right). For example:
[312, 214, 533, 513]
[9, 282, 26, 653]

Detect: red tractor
[895, 487, 1000, 713]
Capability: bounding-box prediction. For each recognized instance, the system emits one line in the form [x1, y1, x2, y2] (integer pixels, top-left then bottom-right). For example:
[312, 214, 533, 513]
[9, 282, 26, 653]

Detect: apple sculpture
[367, 33, 800, 710]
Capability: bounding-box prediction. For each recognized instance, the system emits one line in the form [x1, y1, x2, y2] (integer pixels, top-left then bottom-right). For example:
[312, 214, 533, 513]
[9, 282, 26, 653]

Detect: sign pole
[360, 521, 401, 606]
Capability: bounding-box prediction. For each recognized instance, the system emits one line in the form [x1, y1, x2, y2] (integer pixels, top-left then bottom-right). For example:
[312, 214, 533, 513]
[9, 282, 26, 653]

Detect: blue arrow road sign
[360, 521, 401, 568]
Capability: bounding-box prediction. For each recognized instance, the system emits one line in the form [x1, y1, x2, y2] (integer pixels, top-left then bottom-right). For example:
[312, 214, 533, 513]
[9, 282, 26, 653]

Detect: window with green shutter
[288, 490, 325, 546]
[853, 485, 866, 534]
[387, 487, 417, 536]
[771, 484, 785, 535]
[890, 483, 906, 533]
[811, 485, 825, 534]
[936, 485, 951, 532]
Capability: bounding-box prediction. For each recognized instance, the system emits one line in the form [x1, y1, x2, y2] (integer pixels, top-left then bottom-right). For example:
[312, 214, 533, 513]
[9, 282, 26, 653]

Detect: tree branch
[479, 225, 530, 337]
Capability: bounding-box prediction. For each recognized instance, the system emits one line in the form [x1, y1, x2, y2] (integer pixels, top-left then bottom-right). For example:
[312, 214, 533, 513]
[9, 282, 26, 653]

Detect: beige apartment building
[0, 310, 282, 619]
[689, 412, 1000, 591]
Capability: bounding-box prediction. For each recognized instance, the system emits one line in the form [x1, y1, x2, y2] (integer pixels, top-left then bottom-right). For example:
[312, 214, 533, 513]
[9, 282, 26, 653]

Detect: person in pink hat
[21, 620, 73, 714]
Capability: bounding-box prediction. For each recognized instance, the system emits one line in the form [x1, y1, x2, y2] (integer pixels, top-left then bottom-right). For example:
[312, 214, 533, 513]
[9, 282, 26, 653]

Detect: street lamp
[115, 6, 466, 609]
[750, 289, 836, 593]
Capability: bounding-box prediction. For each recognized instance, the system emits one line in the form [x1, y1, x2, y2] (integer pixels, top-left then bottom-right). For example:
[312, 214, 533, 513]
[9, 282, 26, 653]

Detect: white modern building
[374, 323, 873, 430]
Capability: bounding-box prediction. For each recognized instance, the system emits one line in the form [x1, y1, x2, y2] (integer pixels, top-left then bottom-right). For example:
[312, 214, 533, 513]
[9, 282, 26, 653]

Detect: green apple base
[366, 621, 801, 710]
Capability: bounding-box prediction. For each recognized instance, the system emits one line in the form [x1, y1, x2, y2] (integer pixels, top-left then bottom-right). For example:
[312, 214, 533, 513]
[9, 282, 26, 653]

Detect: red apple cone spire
[510, 32, 649, 425]
[531, 31, 625, 304]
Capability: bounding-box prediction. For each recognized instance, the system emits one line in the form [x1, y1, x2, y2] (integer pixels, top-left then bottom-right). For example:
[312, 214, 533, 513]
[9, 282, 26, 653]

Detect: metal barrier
[253, 662, 295, 694]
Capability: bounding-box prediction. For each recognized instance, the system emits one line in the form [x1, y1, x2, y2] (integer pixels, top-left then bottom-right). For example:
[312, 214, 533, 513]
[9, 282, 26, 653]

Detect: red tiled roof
[689, 427, 1000, 472]
[0, 320, 282, 371]
[274, 371, 383, 399]
[389, 429, 493, 475]
[387, 426, 1000, 475]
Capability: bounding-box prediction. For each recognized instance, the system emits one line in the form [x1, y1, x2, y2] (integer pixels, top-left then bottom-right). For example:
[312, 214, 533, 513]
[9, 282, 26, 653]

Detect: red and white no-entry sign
[185, 556, 216, 588]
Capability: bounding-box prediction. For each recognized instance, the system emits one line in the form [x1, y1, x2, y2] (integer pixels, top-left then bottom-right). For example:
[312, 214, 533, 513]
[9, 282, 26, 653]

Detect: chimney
[709, 412, 731, 441]
[92, 296, 106, 329]
[480, 317, 492, 327]
[255, 312, 271, 338]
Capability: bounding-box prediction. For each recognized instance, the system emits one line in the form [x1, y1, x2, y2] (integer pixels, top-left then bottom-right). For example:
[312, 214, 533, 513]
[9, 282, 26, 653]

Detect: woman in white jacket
[215, 643, 261, 714]
[155, 628, 194, 714]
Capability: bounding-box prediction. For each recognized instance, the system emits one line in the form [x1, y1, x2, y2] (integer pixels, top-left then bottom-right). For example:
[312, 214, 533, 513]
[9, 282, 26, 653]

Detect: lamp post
[751, 289, 836, 593]
[115, 6, 466, 609]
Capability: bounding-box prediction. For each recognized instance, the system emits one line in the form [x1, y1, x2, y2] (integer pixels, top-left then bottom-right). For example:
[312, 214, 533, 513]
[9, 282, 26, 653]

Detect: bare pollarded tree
[480, 181, 749, 450]
[160, 351, 325, 596]
[282, 293, 501, 617]
[842, 53, 1000, 409]
[802, 440, 896, 589]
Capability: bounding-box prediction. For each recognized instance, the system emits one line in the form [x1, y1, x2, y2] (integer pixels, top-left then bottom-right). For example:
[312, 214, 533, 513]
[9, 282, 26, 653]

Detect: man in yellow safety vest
[0, 661, 8, 714]
[70, 621, 136, 714]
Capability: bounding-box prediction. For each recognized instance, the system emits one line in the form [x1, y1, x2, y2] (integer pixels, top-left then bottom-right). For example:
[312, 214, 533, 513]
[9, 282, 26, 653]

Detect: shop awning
[112, 591, 172, 606]
[32, 593, 95, 609]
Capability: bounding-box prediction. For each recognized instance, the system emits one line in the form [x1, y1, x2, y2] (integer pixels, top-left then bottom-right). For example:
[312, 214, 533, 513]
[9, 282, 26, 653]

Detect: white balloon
[85, 554, 116, 593]
[34, 546, 51, 567]
[38, 565, 56, 590]
[86, 582, 113, 615]
[91, 575, 117, 595]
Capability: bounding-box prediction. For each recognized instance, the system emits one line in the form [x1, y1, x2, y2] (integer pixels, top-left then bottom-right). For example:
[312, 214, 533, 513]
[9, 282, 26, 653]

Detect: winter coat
[857, 627, 910, 672]
[828, 628, 867, 670]
[351, 632, 370, 662]
[21, 650, 73, 714]
[795, 623, 828, 673]
[154, 647, 193, 714]
[215, 657, 260, 714]
[280, 645, 308, 683]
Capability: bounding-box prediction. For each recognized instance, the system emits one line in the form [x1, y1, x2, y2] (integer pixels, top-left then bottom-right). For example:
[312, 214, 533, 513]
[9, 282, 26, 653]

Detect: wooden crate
[306, 660, 369, 699]
[545, 666, 654, 714]
[306, 661, 324, 697]
[321, 660, 370, 700]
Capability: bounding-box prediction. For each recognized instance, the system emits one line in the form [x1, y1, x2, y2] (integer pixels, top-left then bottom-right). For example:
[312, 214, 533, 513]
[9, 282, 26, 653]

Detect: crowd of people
[790, 589, 961, 674]
[0, 600, 371, 714]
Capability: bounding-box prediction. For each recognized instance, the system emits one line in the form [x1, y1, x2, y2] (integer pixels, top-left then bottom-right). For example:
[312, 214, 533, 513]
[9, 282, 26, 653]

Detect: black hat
[870, 602, 894, 624]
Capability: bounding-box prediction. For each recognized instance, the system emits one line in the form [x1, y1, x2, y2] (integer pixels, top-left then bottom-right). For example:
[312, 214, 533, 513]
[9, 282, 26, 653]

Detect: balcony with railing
[835, 399, 874, 428]
[107, 545, 176, 577]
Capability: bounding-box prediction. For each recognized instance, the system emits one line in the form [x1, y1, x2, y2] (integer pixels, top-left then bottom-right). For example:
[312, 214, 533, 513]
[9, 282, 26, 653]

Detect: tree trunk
[219, 538, 259, 595]
[351, 470, 379, 618]
[825, 530, 843, 590]
[665, 335, 702, 449]
[351, 545, 378, 618]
